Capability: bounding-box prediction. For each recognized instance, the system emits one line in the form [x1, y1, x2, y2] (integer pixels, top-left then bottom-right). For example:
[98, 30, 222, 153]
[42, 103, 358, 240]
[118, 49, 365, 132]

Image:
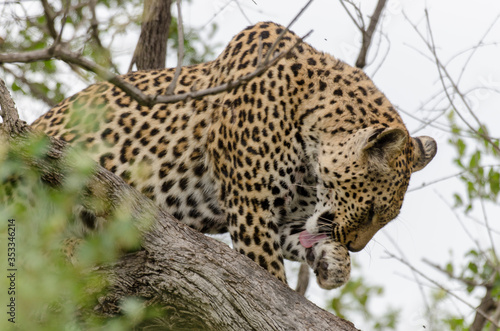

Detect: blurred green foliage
[0, 0, 219, 110]
[328, 266, 399, 331]
[0, 135, 159, 330]
[424, 112, 500, 330]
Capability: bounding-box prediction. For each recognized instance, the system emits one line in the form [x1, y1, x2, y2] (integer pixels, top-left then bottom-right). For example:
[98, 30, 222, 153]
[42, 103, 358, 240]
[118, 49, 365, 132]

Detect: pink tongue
[299, 230, 328, 248]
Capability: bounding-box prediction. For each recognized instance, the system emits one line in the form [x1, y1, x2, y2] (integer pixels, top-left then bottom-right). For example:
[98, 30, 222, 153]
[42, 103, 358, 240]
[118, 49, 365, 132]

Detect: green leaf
[467, 262, 478, 274]
[445, 262, 454, 274]
[453, 193, 463, 207]
[469, 150, 481, 169]
[489, 169, 500, 197]
[456, 138, 466, 157]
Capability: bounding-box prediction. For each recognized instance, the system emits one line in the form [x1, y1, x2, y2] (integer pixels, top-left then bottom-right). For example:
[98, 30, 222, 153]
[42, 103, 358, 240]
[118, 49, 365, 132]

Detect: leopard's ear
[363, 128, 408, 172]
[410, 136, 437, 172]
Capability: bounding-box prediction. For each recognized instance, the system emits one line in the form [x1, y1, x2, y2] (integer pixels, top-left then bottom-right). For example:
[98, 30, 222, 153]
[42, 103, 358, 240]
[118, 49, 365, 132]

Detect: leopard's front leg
[226, 203, 287, 283]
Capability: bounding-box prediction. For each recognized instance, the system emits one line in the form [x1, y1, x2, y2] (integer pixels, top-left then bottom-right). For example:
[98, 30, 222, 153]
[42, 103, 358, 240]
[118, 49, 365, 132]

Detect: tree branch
[402, 10, 500, 155]
[339, 0, 388, 69]
[470, 286, 497, 331]
[355, 0, 387, 69]
[0, 30, 312, 108]
[165, 0, 184, 96]
[387, 251, 499, 329]
[128, 0, 172, 71]
[295, 263, 310, 296]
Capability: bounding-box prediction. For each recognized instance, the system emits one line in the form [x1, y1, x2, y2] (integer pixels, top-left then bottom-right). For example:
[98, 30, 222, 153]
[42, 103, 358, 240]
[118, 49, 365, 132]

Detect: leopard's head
[301, 69, 437, 253]
[308, 125, 436, 252]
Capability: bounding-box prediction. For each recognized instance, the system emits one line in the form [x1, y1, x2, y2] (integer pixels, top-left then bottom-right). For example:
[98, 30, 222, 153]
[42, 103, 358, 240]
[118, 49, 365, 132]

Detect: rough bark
[129, 0, 172, 71]
[470, 286, 497, 331]
[0, 80, 359, 330]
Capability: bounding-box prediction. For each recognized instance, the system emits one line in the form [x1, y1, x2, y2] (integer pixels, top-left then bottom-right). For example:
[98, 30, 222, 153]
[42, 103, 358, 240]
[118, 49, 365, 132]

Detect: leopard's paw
[305, 239, 350, 289]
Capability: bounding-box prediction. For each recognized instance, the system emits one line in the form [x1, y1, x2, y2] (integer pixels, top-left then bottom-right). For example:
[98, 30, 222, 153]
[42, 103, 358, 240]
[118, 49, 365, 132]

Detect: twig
[407, 165, 500, 193]
[2, 65, 57, 107]
[295, 263, 310, 296]
[383, 233, 432, 324]
[404, 9, 500, 155]
[235, 0, 252, 25]
[355, 0, 387, 68]
[339, 0, 365, 32]
[54, 3, 69, 46]
[165, 0, 184, 96]
[1, 1, 314, 108]
[88, 0, 104, 48]
[454, 14, 500, 87]
[41, 0, 58, 40]
[262, 0, 314, 65]
[422, 258, 482, 288]
[386, 251, 500, 329]
[0, 27, 312, 107]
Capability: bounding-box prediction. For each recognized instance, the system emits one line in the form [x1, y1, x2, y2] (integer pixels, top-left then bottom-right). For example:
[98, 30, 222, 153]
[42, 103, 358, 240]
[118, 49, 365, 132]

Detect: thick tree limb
[470, 286, 497, 331]
[0, 78, 358, 330]
[129, 0, 172, 71]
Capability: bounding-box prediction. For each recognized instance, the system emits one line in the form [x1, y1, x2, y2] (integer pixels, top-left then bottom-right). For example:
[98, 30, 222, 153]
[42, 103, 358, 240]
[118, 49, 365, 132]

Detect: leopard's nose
[346, 241, 363, 252]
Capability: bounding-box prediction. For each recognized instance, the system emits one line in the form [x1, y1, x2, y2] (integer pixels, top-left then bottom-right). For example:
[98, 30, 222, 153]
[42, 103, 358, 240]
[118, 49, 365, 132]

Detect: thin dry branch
[0, 23, 311, 109]
[88, 0, 104, 48]
[41, 0, 58, 40]
[165, 0, 184, 96]
[339, 0, 388, 69]
[403, 10, 500, 155]
[356, 0, 387, 68]
[2, 65, 57, 107]
[295, 263, 310, 296]
[387, 251, 499, 329]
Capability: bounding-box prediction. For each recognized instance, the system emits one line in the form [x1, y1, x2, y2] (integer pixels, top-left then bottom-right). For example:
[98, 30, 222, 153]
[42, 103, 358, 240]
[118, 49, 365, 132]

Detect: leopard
[32, 22, 437, 289]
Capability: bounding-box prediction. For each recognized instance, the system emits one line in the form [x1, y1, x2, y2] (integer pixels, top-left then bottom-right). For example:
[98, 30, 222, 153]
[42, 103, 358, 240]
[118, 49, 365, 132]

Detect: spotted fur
[33, 22, 437, 288]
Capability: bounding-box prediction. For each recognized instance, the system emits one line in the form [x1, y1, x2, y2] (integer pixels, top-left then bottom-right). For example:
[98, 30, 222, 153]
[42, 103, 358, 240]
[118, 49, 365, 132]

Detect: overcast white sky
[14, 0, 500, 329]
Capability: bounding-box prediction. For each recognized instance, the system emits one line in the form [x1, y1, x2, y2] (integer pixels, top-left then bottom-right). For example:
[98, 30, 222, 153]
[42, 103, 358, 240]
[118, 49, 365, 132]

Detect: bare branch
[387, 251, 500, 329]
[355, 0, 387, 68]
[88, 0, 104, 48]
[2, 65, 57, 107]
[295, 263, 310, 296]
[407, 165, 500, 193]
[470, 286, 497, 331]
[339, 0, 365, 32]
[1, 26, 312, 107]
[403, 10, 500, 155]
[41, 0, 58, 40]
[165, 0, 184, 96]
[235, 0, 252, 25]
[263, 0, 314, 65]
[155, 30, 313, 104]
[1, 0, 314, 110]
